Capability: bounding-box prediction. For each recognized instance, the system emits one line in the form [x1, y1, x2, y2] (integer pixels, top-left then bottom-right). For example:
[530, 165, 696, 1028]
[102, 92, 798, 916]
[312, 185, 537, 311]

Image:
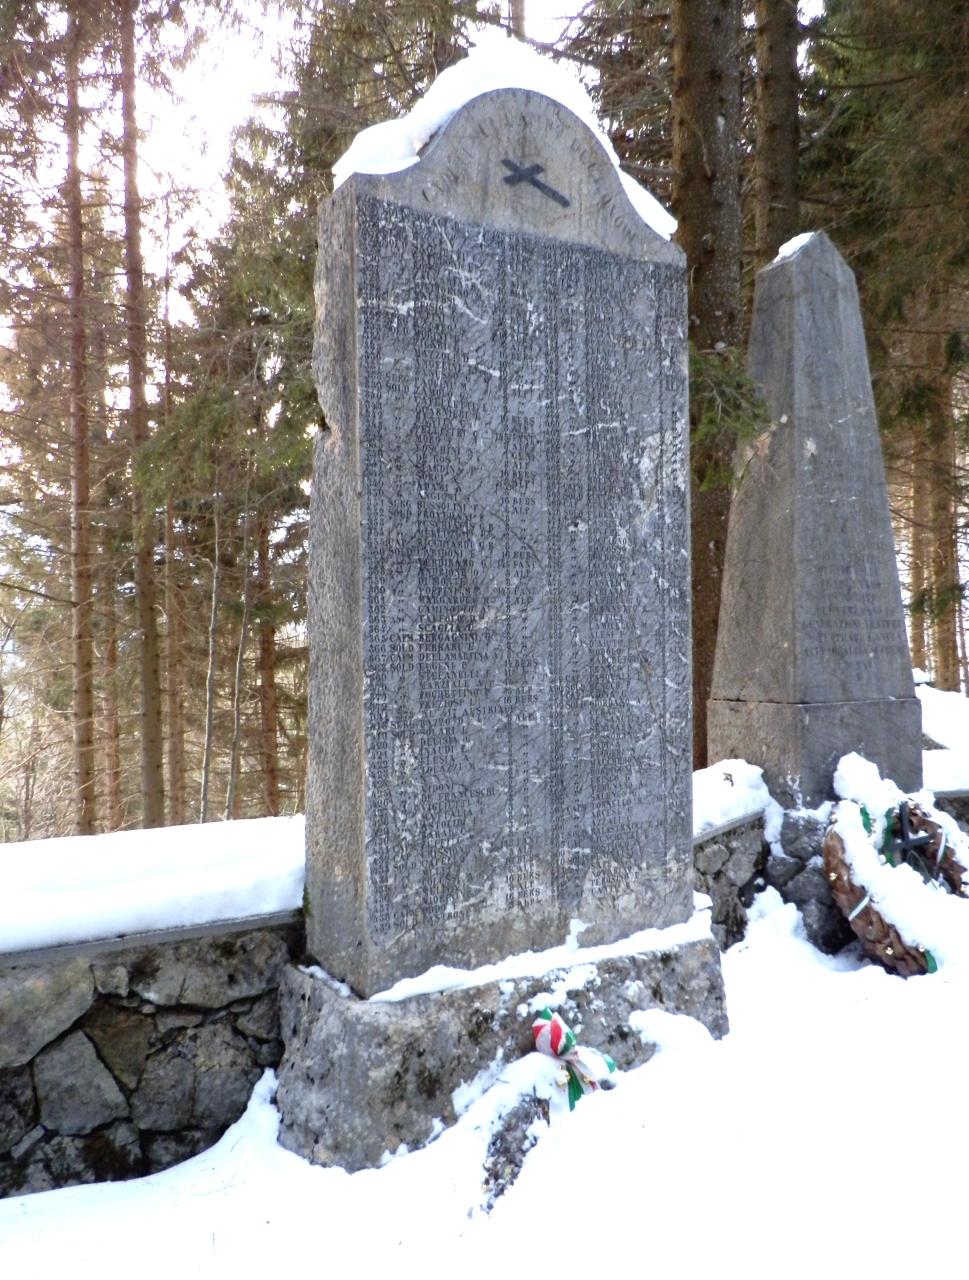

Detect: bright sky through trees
[140, 3, 571, 240]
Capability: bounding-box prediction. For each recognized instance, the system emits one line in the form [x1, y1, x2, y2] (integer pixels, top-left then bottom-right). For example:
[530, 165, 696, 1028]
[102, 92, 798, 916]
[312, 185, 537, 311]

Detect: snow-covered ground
[1, 887, 966, 1278]
[918, 681, 969, 791]
[692, 756, 783, 841]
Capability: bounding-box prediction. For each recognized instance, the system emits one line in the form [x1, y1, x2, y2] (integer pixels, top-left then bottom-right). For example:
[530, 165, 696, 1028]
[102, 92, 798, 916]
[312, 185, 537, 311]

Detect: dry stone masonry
[307, 88, 693, 997]
[0, 924, 298, 1199]
[708, 233, 921, 807]
[692, 816, 768, 950]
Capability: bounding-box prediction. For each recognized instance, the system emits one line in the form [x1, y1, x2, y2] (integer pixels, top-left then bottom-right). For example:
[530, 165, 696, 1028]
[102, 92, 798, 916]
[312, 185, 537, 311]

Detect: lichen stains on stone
[415, 1062, 442, 1102]
[465, 1006, 494, 1047]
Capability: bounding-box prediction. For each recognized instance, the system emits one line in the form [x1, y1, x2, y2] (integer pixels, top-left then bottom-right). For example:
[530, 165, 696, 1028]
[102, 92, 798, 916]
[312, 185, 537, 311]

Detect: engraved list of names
[356, 194, 690, 946]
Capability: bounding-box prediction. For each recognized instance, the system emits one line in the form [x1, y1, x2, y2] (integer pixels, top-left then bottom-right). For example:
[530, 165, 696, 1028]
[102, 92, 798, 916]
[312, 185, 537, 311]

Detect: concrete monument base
[708, 696, 923, 808]
[276, 928, 727, 1173]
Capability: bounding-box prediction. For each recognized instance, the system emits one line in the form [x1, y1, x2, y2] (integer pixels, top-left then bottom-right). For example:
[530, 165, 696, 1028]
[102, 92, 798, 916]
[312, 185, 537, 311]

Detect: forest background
[0, 0, 966, 840]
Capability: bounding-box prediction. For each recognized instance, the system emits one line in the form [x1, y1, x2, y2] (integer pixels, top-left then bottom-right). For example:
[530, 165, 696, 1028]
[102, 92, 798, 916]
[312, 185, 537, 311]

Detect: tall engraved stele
[708, 232, 921, 807]
[308, 88, 692, 997]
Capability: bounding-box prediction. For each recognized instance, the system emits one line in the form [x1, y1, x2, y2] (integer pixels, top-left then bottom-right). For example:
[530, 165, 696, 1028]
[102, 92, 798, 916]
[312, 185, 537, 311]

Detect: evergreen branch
[0, 578, 75, 607]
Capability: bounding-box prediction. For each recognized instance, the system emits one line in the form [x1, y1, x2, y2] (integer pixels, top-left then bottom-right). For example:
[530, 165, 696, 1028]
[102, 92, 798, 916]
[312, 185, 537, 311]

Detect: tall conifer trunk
[672, 0, 744, 768]
[103, 577, 124, 830]
[916, 299, 961, 690]
[909, 451, 929, 672]
[165, 501, 186, 824]
[225, 467, 253, 822]
[755, 0, 800, 264]
[930, 434, 961, 689]
[200, 490, 221, 823]
[66, 8, 96, 834]
[163, 218, 186, 824]
[120, 0, 165, 825]
[257, 519, 279, 816]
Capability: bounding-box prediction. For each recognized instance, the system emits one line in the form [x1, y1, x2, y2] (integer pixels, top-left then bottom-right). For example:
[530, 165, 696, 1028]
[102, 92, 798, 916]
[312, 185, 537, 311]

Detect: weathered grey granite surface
[708, 232, 921, 806]
[276, 931, 727, 1173]
[307, 88, 692, 997]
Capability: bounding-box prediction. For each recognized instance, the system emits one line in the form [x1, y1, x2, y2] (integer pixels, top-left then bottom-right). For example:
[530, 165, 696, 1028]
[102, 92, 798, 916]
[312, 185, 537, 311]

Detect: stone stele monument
[708, 231, 921, 807]
[306, 87, 693, 998]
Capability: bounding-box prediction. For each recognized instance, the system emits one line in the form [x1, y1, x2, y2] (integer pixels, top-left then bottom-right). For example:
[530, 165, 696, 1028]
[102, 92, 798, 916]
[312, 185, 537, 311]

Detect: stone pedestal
[308, 88, 692, 996]
[708, 232, 921, 806]
[276, 926, 727, 1172]
[709, 698, 922, 811]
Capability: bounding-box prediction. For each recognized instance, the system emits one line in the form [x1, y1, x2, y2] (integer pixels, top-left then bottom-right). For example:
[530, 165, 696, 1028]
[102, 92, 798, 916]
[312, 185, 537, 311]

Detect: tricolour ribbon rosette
[531, 1008, 616, 1110]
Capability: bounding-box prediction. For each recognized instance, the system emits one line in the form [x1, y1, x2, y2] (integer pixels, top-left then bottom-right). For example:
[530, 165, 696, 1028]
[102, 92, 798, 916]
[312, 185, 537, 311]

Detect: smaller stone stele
[708, 232, 921, 807]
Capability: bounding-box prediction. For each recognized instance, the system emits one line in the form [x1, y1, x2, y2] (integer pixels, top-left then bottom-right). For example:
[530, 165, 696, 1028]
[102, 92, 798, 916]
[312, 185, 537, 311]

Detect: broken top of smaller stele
[708, 231, 921, 808]
[306, 64, 692, 996]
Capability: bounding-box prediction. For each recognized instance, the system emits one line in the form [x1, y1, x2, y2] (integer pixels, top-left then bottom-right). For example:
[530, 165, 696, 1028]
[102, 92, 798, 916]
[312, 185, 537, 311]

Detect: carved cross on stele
[501, 158, 570, 208]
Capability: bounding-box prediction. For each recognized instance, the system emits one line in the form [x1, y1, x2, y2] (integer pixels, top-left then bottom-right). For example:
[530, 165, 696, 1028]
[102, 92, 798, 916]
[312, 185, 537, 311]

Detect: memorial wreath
[823, 800, 968, 977]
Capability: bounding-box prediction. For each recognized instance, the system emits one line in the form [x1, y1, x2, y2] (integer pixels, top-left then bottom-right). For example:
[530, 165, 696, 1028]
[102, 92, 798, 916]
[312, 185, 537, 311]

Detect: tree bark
[22, 717, 38, 841]
[120, 0, 165, 826]
[162, 218, 186, 825]
[672, 0, 744, 768]
[66, 9, 96, 835]
[165, 500, 187, 823]
[930, 433, 960, 690]
[510, 0, 526, 39]
[909, 448, 928, 672]
[102, 577, 124, 830]
[257, 519, 280, 817]
[917, 297, 961, 690]
[225, 469, 253, 822]
[754, 0, 800, 264]
[200, 493, 221, 823]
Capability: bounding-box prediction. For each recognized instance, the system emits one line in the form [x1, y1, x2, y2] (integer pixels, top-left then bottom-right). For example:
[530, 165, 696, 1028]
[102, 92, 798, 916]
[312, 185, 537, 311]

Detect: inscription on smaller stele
[708, 231, 921, 806]
[307, 89, 691, 997]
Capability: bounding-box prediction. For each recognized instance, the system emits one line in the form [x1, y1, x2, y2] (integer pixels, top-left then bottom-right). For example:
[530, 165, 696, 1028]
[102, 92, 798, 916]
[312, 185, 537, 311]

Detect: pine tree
[754, 0, 800, 263]
[672, 0, 746, 767]
[801, 0, 969, 688]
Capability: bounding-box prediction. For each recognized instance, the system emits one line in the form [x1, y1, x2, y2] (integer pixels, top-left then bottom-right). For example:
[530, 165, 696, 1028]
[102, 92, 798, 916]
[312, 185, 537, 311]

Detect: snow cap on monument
[708, 230, 921, 807]
[306, 79, 691, 996]
[332, 26, 677, 241]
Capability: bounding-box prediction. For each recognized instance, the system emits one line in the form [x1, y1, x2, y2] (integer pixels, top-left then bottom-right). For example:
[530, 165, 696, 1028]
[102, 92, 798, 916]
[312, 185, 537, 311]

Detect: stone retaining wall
[693, 815, 769, 949]
[933, 792, 969, 833]
[693, 806, 873, 955]
[0, 921, 301, 1199]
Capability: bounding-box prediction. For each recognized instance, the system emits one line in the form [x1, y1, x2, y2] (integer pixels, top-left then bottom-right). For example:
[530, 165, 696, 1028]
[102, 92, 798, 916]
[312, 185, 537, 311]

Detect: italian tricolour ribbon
[532, 1008, 616, 1110]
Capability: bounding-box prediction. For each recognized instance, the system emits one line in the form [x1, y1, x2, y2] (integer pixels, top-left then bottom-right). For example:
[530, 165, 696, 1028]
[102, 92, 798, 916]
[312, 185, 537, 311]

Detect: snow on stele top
[331, 27, 677, 242]
[774, 231, 816, 261]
